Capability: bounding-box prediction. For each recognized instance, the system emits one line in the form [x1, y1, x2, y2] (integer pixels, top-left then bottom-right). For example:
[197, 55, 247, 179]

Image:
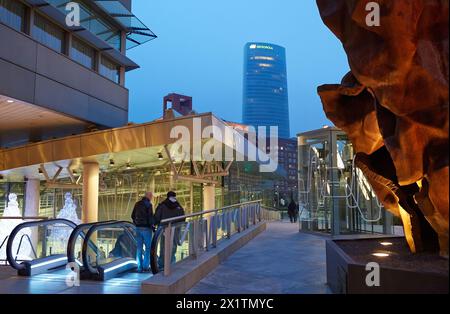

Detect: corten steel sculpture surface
[316, 0, 449, 257]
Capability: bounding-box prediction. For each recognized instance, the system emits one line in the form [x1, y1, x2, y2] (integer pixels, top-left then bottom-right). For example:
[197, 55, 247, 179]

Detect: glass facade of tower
[243, 43, 290, 139]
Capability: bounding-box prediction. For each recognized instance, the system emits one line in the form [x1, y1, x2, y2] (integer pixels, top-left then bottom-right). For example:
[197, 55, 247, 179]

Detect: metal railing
[6, 219, 77, 272]
[150, 200, 281, 276]
[81, 221, 137, 276]
[0, 216, 48, 265]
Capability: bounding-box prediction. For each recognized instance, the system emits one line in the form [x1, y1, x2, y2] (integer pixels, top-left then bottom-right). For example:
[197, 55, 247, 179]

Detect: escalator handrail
[150, 225, 164, 274]
[6, 218, 77, 271]
[66, 220, 115, 264]
[81, 220, 137, 275]
[149, 220, 199, 275]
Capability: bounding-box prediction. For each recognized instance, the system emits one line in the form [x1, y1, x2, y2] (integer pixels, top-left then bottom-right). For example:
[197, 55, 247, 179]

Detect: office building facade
[242, 42, 290, 139]
[0, 0, 156, 148]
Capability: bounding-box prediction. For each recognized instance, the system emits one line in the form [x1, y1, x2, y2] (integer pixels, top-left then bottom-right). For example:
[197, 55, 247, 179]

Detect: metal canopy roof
[41, 0, 156, 50]
[0, 113, 281, 183]
[94, 0, 157, 49]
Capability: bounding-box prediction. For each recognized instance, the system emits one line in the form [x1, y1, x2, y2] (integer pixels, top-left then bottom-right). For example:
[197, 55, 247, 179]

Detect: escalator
[6, 219, 77, 276]
[7, 219, 152, 282]
[66, 221, 114, 279]
[80, 221, 139, 281]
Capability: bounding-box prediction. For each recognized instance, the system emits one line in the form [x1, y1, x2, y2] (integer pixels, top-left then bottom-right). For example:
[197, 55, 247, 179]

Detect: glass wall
[37, 162, 208, 222]
[71, 36, 95, 69]
[46, 0, 122, 51]
[298, 128, 396, 235]
[224, 161, 271, 207]
[33, 13, 64, 53]
[0, 0, 25, 32]
[243, 43, 290, 139]
[100, 56, 119, 83]
[0, 182, 25, 216]
[1, 1, 124, 86]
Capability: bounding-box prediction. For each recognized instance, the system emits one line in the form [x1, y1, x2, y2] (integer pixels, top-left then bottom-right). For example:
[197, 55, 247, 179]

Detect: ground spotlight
[109, 159, 115, 166]
[372, 252, 390, 257]
[157, 152, 164, 160]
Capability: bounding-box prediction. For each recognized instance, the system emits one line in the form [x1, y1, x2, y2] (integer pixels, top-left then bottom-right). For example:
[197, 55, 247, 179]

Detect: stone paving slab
[187, 221, 331, 294]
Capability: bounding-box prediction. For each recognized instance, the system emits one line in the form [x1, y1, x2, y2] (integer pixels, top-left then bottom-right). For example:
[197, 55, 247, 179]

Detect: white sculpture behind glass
[57, 193, 81, 225]
[49, 193, 81, 253]
[0, 193, 32, 261]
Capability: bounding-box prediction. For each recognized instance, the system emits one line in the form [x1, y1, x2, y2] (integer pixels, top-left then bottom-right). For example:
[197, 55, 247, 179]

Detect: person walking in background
[288, 199, 298, 223]
[131, 192, 154, 273]
[154, 191, 185, 270]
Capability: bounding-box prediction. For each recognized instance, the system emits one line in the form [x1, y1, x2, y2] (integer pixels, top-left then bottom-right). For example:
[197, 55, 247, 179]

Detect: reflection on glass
[298, 129, 394, 235]
[71, 37, 95, 69]
[33, 14, 64, 53]
[0, 0, 25, 32]
[47, 0, 122, 50]
[100, 56, 119, 83]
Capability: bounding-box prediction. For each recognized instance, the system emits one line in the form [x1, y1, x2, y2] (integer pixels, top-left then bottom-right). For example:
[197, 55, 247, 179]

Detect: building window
[33, 13, 64, 53]
[0, 0, 25, 32]
[71, 37, 95, 69]
[75, 0, 122, 51]
[100, 56, 119, 83]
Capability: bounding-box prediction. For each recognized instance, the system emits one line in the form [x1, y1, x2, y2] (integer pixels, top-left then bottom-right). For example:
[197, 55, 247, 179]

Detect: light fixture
[126, 163, 131, 170]
[72, 169, 77, 175]
[38, 168, 43, 174]
[157, 152, 164, 160]
[109, 159, 115, 166]
[372, 252, 390, 257]
[6, 99, 14, 103]
[380, 242, 393, 246]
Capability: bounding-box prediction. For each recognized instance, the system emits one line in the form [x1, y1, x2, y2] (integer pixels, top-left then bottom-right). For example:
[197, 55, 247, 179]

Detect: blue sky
[126, 0, 349, 136]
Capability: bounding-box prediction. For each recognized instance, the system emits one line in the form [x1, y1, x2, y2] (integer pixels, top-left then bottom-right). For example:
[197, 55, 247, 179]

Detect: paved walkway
[188, 221, 331, 294]
[0, 221, 331, 294]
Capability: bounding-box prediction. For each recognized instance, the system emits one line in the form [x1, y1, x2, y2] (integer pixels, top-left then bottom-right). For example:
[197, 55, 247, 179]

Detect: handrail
[150, 226, 164, 274]
[0, 216, 48, 220]
[6, 219, 77, 271]
[261, 205, 285, 212]
[16, 234, 38, 260]
[298, 145, 383, 222]
[160, 200, 263, 225]
[152, 200, 274, 276]
[81, 220, 137, 275]
[66, 221, 115, 264]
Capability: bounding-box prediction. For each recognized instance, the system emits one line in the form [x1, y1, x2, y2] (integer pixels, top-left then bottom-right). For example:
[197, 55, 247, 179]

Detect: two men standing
[131, 191, 186, 273]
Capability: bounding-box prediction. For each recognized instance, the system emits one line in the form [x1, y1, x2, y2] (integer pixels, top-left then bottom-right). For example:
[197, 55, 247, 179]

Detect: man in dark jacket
[288, 200, 298, 223]
[154, 191, 185, 270]
[131, 192, 154, 272]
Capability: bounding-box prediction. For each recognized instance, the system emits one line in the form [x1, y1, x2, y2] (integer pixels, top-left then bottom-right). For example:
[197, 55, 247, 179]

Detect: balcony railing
[150, 200, 281, 276]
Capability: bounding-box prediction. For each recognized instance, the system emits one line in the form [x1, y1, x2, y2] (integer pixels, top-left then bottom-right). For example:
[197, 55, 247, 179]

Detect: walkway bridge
[0, 201, 330, 294]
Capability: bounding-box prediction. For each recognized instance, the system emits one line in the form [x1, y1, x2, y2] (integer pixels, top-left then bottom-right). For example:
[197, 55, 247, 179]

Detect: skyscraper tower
[242, 42, 290, 139]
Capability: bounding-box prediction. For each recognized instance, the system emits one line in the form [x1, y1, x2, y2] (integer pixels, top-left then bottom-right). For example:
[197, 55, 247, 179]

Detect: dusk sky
[126, 0, 350, 137]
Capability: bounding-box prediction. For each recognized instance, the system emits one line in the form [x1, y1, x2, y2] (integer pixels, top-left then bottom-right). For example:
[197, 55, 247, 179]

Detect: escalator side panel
[97, 257, 137, 281]
[18, 254, 67, 276]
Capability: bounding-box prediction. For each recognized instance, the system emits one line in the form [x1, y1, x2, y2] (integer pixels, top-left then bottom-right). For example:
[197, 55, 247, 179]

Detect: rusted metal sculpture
[316, 0, 449, 257]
